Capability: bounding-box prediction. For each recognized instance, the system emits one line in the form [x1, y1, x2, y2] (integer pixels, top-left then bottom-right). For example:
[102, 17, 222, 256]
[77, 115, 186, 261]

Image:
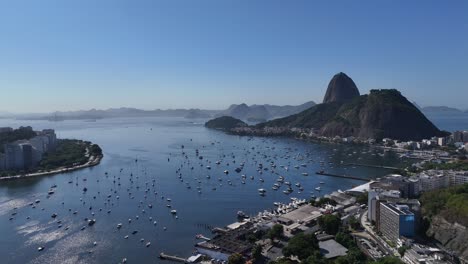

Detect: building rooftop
[226, 221, 249, 230]
[327, 191, 356, 206]
[200, 222, 255, 254]
[346, 181, 374, 194]
[383, 203, 414, 215]
[279, 205, 321, 223]
[264, 246, 283, 261]
[319, 239, 348, 259]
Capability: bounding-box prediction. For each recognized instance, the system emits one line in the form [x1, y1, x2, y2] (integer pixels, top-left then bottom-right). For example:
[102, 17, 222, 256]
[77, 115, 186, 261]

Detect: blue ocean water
[0, 116, 440, 263]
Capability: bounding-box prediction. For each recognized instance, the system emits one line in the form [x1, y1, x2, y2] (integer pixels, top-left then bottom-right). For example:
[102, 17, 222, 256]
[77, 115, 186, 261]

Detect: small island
[0, 126, 103, 180]
[204, 116, 247, 131]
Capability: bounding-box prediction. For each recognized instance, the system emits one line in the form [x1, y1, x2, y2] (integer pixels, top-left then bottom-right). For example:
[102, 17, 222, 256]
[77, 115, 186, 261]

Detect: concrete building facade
[379, 203, 415, 243]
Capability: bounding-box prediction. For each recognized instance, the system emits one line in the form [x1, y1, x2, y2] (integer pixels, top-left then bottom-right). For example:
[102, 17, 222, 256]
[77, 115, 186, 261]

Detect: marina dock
[159, 253, 188, 263]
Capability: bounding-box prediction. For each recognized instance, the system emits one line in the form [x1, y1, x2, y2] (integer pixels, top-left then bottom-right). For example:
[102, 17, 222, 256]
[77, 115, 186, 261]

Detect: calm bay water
[424, 112, 468, 132]
[0, 116, 446, 263]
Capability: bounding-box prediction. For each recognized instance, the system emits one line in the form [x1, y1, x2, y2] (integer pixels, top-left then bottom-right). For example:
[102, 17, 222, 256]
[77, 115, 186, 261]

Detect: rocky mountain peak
[323, 72, 360, 103]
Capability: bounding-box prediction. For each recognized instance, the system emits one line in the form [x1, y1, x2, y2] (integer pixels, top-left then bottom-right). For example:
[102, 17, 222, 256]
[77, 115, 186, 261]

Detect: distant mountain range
[422, 106, 465, 114]
[216, 101, 316, 122]
[10, 108, 219, 121]
[412, 102, 467, 114]
[3, 101, 316, 121]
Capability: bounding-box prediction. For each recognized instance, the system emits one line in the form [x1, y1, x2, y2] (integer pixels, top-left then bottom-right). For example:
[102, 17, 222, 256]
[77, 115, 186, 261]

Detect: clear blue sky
[0, 0, 467, 113]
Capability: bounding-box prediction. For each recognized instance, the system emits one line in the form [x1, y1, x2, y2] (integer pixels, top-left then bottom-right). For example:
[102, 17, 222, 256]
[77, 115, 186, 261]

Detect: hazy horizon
[1, 0, 467, 113]
[1, 98, 468, 116]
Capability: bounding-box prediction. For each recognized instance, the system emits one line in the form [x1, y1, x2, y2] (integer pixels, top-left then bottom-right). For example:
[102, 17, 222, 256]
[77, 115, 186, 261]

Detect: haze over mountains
[421, 106, 466, 114]
[216, 101, 316, 122]
[2, 101, 316, 122]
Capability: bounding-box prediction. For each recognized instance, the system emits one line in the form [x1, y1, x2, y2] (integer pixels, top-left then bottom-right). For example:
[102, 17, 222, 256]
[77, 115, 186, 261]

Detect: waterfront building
[0, 127, 13, 133]
[4, 143, 24, 170]
[368, 183, 401, 223]
[29, 135, 48, 153]
[326, 191, 356, 207]
[437, 137, 446, 147]
[378, 203, 415, 243]
[38, 129, 57, 151]
[416, 170, 468, 193]
[408, 177, 421, 197]
[1, 128, 57, 172]
[449, 171, 468, 186]
[0, 153, 5, 170]
[453, 131, 463, 143]
[419, 172, 448, 191]
[19, 142, 34, 170]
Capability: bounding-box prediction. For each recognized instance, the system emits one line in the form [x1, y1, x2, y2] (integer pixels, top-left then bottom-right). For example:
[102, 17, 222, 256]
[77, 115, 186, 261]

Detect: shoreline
[222, 128, 453, 162]
[0, 153, 103, 181]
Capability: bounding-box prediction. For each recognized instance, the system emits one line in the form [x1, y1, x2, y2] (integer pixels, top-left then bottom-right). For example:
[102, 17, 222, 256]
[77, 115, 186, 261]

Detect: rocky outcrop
[427, 215, 468, 263]
[323, 72, 360, 103]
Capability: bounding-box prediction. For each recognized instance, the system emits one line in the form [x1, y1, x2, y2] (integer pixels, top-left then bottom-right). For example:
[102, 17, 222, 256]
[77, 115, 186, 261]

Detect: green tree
[251, 244, 262, 263]
[318, 214, 341, 235]
[304, 251, 327, 264]
[335, 247, 367, 264]
[398, 246, 409, 257]
[269, 258, 296, 264]
[282, 233, 319, 260]
[90, 144, 102, 156]
[348, 217, 361, 230]
[356, 191, 368, 204]
[267, 224, 284, 240]
[334, 232, 353, 248]
[228, 253, 244, 264]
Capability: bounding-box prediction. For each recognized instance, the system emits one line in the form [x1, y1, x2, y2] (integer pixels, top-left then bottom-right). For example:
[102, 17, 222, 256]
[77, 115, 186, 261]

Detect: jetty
[159, 252, 188, 263]
[315, 171, 370, 182]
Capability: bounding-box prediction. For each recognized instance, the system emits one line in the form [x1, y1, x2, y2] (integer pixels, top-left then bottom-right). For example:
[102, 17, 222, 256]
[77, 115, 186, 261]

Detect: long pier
[315, 171, 370, 182]
[345, 163, 399, 170]
[159, 253, 188, 263]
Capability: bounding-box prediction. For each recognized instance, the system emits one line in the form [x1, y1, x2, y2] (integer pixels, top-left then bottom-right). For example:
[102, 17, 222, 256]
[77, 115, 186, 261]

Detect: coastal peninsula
[0, 126, 103, 180]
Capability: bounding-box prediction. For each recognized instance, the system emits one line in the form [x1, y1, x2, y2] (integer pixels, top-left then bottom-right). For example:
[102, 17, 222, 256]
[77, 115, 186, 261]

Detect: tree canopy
[228, 253, 244, 264]
[420, 183, 468, 226]
[318, 214, 341, 235]
[282, 233, 319, 260]
[267, 224, 284, 240]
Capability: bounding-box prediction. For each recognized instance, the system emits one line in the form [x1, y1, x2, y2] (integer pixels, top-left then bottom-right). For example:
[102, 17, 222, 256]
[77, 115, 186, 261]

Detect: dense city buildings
[0, 127, 57, 171]
[415, 170, 468, 192]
